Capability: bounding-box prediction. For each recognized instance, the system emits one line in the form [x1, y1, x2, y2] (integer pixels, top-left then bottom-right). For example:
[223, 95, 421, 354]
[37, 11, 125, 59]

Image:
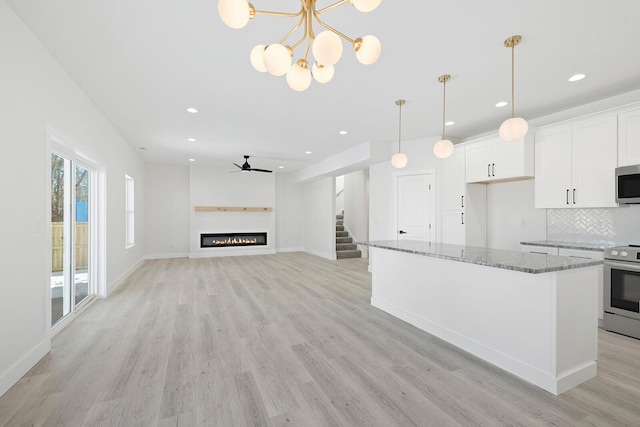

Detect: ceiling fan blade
[233, 163, 242, 169]
[249, 168, 273, 173]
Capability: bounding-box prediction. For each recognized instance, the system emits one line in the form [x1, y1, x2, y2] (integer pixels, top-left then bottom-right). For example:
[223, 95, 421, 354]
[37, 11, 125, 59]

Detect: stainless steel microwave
[616, 164, 640, 204]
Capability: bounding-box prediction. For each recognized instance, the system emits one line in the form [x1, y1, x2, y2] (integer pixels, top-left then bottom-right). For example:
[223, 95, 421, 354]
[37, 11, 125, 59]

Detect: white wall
[344, 170, 368, 246]
[189, 166, 276, 257]
[275, 173, 304, 252]
[302, 177, 335, 259]
[486, 180, 547, 250]
[0, 1, 146, 397]
[145, 164, 190, 258]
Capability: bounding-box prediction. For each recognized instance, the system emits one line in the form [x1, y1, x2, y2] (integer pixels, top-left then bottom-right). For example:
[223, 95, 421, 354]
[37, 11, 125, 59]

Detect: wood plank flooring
[1, 252, 640, 426]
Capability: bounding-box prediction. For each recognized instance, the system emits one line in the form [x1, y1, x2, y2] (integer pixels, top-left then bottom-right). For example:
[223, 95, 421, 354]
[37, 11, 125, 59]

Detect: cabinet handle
[566, 189, 570, 205]
[573, 189, 576, 205]
[487, 164, 491, 177]
[461, 212, 464, 225]
[492, 163, 495, 177]
[461, 195, 464, 208]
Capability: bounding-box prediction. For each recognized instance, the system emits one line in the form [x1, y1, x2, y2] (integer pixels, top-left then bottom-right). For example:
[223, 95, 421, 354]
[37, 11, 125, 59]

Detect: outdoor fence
[51, 222, 88, 272]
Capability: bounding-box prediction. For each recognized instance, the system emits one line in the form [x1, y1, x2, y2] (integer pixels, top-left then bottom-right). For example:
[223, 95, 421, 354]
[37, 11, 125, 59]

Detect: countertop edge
[520, 241, 610, 251]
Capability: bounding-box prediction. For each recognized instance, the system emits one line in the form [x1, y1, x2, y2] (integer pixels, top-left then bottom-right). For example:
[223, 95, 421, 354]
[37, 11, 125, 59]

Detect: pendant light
[391, 99, 408, 169]
[499, 35, 528, 142]
[433, 74, 454, 159]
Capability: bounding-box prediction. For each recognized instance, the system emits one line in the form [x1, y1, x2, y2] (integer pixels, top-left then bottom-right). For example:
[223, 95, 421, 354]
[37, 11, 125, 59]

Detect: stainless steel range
[604, 245, 640, 339]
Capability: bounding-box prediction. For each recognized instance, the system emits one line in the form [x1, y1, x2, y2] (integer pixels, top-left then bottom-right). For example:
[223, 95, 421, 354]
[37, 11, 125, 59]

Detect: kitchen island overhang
[359, 240, 602, 395]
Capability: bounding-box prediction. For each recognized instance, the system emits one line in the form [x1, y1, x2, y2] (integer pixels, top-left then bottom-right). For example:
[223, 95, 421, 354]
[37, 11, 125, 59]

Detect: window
[125, 174, 135, 248]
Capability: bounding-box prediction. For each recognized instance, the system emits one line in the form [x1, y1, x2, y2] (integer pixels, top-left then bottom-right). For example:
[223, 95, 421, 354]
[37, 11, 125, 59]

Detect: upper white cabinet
[465, 134, 534, 183]
[618, 109, 640, 167]
[535, 115, 617, 208]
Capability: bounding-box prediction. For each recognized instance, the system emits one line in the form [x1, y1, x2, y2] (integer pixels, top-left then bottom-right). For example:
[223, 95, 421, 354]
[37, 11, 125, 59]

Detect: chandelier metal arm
[253, 7, 303, 18]
[278, 12, 307, 46]
[312, 10, 355, 44]
[315, 0, 350, 15]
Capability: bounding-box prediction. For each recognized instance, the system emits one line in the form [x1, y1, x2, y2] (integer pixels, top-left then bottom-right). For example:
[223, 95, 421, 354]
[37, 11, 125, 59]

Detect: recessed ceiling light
[279, 166, 284, 169]
[568, 73, 586, 82]
[188, 158, 196, 162]
[188, 138, 196, 142]
[339, 130, 348, 135]
[186, 107, 198, 113]
[305, 151, 312, 154]
[445, 121, 455, 126]
[495, 101, 508, 108]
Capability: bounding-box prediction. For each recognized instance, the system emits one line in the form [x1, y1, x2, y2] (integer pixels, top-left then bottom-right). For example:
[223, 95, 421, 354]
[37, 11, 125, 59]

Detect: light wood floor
[1, 253, 640, 426]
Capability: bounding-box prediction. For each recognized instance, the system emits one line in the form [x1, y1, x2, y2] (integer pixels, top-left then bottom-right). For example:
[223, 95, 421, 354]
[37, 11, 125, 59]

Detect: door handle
[492, 163, 495, 177]
[566, 189, 570, 205]
[399, 230, 407, 234]
[461, 195, 464, 208]
[573, 189, 576, 205]
[461, 213, 464, 225]
[487, 164, 491, 177]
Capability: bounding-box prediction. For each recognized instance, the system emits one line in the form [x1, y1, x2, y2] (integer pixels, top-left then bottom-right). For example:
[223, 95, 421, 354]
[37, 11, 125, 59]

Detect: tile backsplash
[547, 205, 640, 246]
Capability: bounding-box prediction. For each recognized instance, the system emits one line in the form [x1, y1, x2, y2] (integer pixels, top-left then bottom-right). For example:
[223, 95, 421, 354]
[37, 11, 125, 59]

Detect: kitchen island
[358, 240, 602, 395]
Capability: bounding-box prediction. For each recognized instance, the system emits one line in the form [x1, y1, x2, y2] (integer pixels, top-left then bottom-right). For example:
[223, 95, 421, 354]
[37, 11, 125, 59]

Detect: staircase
[336, 214, 361, 259]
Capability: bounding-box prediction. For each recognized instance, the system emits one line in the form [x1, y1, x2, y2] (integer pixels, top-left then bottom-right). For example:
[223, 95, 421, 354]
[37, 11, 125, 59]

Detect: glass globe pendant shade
[433, 139, 454, 159]
[350, 0, 382, 12]
[354, 35, 381, 65]
[499, 117, 529, 142]
[312, 31, 343, 66]
[263, 44, 292, 76]
[391, 152, 408, 169]
[286, 60, 312, 92]
[218, 0, 252, 29]
[312, 62, 334, 84]
[249, 45, 267, 72]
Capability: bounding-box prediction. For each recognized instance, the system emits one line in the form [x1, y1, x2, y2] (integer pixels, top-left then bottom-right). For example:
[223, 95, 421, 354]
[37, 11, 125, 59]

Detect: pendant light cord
[398, 101, 402, 153]
[442, 79, 447, 138]
[511, 44, 515, 119]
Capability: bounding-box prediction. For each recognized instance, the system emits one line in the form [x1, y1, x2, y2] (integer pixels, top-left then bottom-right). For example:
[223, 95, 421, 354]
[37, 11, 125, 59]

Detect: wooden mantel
[194, 206, 272, 213]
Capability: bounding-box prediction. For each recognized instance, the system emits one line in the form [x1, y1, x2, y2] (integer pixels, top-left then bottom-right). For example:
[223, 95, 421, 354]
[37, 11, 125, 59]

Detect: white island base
[370, 247, 598, 395]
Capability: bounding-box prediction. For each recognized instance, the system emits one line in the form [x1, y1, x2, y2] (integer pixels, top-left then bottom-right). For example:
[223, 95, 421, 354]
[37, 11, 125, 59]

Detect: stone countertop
[520, 240, 612, 252]
[358, 240, 603, 274]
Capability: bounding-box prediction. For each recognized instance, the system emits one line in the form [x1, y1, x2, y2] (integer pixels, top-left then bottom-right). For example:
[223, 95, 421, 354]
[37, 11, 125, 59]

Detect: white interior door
[396, 173, 433, 241]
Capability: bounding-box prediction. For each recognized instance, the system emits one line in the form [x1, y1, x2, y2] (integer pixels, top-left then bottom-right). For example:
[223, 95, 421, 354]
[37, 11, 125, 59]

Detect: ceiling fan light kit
[217, 0, 382, 91]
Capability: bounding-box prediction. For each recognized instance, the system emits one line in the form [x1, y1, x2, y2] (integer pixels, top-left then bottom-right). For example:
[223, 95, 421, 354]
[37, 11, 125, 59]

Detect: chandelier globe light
[499, 35, 529, 142]
[217, 0, 382, 91]
[391, 99, 408, 169]
[433, 74, 455, 159]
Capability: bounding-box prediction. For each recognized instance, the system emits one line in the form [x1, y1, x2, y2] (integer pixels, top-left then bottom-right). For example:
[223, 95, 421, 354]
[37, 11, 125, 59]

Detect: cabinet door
[442, 210, 465, 245]
[534, 126, 573, 208]
[618, 109, 640, 167]
[493, 135, 534, 180]
[572, 116, 617, 208]
[465, 142, 491, 183]
[442, 149, 466, 211]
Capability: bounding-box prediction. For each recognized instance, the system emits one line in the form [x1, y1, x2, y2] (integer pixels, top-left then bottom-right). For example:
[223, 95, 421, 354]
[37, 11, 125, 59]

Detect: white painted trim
[146, 252, 189, 260]
[391, 169, 437, 241]
[276, 247, 305, 253]
[0, 339, 50, 398]
[107, 255, 146, 296]
[304, 249, 336, 260]
[189, 248, 276, 258]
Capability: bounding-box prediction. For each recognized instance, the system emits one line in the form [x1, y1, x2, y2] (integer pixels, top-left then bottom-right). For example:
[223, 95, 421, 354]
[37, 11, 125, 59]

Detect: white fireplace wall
[189, 166, 276, 257]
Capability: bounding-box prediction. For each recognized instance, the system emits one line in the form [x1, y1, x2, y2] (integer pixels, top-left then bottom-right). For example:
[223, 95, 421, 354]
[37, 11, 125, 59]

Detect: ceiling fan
[232, 155, 272, 173]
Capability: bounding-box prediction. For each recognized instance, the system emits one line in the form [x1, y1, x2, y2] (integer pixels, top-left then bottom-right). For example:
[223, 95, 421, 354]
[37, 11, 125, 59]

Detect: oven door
[604, 260, 640, 320]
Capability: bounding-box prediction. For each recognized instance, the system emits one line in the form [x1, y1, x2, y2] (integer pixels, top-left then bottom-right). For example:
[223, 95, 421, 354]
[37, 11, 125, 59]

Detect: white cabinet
[441, 148, 486, 246]
[618, 109, 640, 167]
[520, 244, 558, 255]
[535, 115, 617, 208]
[465, 134, 534, 183]
[558, 248, 604, 322]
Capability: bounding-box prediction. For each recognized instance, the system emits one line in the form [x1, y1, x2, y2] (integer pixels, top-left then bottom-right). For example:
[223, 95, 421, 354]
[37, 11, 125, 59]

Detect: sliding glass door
[51, 152, 94, 326]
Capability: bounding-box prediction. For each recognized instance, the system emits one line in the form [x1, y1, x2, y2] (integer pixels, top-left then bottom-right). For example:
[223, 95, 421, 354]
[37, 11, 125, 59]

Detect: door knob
[399, 230, 407, 234]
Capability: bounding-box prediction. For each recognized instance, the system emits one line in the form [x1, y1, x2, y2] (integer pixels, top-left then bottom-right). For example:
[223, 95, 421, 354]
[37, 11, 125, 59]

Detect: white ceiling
[7, 0, 640, 172]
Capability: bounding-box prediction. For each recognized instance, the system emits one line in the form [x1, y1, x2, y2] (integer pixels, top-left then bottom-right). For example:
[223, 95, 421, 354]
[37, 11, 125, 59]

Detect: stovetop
[604, 245, 640, 262]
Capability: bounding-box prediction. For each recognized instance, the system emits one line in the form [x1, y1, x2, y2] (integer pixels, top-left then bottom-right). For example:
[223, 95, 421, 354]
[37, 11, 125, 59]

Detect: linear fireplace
[200, 232, 267, 248]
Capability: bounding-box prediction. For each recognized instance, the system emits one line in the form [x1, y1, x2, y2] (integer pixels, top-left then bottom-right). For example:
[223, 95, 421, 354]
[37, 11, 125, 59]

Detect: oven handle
[605, 259, 640, 273]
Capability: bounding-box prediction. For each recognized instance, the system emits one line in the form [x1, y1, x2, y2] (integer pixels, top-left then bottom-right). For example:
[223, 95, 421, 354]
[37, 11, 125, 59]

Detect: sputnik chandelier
[217, 0, 383, 91]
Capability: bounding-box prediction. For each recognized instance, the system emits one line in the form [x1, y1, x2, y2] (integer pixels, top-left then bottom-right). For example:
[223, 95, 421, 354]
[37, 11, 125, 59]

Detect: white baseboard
[0, 338, 50, 398]
[276, 247, 305, 253]
[305, 249, 336, 260]
[189, 248, 276, 258]
[107, 255, 146, 296]
[146, 252, 189, 260]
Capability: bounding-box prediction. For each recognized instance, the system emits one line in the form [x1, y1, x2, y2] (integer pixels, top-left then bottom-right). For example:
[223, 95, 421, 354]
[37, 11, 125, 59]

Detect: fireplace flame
[210, 237, 258, 246]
